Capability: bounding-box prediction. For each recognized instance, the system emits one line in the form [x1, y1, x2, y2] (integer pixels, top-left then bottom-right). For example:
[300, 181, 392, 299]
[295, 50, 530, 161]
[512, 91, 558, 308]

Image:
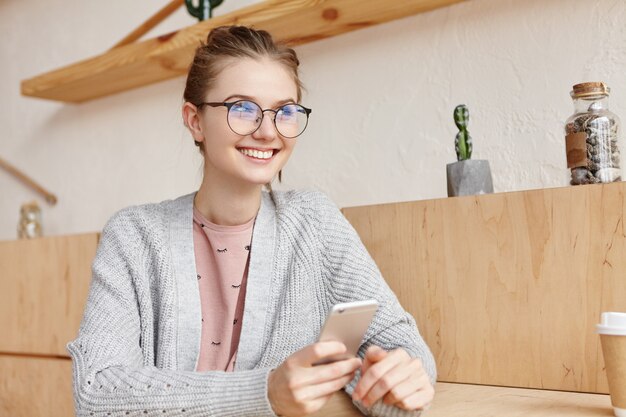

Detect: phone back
[317, 300, 378, 364]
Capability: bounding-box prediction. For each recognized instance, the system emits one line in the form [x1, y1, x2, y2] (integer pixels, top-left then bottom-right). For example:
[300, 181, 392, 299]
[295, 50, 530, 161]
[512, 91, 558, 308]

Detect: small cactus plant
[454, 104, 472, 161]
[185, 0, 224, 21]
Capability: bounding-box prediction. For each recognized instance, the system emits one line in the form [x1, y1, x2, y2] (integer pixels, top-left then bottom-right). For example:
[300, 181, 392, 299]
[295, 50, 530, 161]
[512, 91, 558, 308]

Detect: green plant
[454, 104, 472, 161]
[185, 0, 224, 20]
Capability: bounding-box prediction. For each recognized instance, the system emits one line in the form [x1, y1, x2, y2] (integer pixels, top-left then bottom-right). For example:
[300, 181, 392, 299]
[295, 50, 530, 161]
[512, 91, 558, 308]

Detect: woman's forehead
[210, 57, 298, 103]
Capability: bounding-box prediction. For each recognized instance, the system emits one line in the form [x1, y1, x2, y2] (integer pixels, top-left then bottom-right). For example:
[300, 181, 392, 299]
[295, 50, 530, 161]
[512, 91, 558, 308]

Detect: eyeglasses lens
[275, 104, 308, 138]
[227, 101, 261, 136]
[227, 101, 308, 138]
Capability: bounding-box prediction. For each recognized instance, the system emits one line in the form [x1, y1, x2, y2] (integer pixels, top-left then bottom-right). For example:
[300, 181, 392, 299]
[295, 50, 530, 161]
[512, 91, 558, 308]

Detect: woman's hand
[352, 346, 434, 411]
[268, 341, 362, 417]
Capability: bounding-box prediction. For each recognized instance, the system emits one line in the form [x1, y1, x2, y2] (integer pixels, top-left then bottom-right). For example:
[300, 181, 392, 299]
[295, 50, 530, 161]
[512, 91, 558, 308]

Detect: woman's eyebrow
[223, 94, 297, 106]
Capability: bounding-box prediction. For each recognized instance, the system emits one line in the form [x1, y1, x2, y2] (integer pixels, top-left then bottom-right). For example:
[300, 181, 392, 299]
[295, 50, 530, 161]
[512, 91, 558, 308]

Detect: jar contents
[565, 82, 621, 185]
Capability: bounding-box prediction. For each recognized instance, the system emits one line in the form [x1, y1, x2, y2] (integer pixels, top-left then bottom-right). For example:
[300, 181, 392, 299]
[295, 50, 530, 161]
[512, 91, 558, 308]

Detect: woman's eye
[280, 105, 299, 117]
[233, 105, 251, 112]
[232, 101, 258, 113]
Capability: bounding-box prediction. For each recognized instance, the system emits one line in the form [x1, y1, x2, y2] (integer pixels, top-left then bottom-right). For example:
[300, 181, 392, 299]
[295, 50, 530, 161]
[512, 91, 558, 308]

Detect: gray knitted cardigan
[68, 190, 436, 417]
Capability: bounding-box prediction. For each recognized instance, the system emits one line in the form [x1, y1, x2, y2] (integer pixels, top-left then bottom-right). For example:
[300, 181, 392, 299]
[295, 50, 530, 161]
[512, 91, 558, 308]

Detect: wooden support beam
[0, 156, 57, 205]
[21, 0, 467, 103]
[111, 0, 184, 49]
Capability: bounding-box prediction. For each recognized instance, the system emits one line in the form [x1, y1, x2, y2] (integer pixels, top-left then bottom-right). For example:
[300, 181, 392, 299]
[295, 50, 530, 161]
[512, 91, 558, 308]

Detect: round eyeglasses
[197, 100, 312, 139]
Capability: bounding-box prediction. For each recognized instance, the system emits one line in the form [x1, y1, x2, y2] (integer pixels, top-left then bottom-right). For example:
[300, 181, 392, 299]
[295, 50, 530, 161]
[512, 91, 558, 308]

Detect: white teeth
[239, 148, 274, 159]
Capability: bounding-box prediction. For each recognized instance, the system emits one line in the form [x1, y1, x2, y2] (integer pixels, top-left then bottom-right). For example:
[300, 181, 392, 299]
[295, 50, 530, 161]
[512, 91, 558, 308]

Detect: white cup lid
[596, 312, 626, 335]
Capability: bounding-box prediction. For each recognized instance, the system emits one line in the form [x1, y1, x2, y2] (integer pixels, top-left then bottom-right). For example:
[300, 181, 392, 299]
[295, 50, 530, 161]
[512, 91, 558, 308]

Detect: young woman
[68, 26, 436, 417]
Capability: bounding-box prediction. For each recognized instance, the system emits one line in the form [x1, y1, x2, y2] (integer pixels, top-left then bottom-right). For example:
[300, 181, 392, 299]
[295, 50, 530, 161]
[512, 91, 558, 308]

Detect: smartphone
[314, 299, 379, 365]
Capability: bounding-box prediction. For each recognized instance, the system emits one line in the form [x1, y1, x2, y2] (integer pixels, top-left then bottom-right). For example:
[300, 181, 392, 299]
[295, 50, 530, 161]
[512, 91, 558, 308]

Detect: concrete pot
[446, 159, 494, 197]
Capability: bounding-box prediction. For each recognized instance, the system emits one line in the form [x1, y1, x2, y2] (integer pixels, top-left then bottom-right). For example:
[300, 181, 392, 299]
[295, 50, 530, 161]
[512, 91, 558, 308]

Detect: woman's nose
[252, 111, 278, 140]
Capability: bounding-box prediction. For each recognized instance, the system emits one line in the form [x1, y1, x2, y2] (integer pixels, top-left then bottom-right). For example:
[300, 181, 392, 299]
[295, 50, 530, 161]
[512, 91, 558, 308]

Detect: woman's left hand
[351, 345, 434, 411]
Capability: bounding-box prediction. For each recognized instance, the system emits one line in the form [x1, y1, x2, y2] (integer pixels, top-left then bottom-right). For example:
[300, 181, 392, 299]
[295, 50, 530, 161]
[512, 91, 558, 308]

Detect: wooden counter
[2, 182, 624, 415]
[0, 232, 99, 417]
[428, 383, 613, 417]
[313, 382, 613, 416]
[343, 182, 626, 394]
[0, 232, 99, 356]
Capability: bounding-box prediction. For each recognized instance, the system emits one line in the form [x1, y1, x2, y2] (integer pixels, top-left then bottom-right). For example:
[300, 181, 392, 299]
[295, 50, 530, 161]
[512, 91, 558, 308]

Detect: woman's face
[190, 57, 300, 188]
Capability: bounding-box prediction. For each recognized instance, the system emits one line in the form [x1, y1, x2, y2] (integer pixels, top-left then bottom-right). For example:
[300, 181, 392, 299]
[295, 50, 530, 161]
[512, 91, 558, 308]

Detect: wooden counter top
[314, 382, 613, 416]
[428, 382, 613, 417]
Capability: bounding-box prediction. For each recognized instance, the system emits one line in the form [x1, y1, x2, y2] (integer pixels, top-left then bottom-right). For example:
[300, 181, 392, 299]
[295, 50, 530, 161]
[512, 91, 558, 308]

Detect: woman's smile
[237, 146, 279, 162]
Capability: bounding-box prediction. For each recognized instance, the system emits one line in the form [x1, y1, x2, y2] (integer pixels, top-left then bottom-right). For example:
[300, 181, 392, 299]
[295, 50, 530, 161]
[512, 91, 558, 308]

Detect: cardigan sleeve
[316, 193, 437, 417]
[67, 209, 277, 417]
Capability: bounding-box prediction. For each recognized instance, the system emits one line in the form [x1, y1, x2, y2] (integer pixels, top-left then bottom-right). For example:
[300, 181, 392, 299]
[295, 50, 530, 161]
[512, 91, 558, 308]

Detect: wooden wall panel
[0, 355, 74, 417]
[0, 233, 99, 356]
[342, 182, 626, 394]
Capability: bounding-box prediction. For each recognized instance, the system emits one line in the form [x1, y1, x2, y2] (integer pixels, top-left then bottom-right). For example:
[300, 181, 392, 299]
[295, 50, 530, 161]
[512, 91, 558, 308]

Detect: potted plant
[185, 0, 224, 20]
[446, 104, 494, 197]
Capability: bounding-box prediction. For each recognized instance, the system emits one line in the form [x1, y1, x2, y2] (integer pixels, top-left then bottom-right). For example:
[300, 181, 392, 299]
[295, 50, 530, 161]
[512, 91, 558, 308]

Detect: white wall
[1, 0, 625, 241]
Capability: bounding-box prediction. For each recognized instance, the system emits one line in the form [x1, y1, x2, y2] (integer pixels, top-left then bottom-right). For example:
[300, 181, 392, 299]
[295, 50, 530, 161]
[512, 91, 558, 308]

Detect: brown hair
[184, 25, 304, 155]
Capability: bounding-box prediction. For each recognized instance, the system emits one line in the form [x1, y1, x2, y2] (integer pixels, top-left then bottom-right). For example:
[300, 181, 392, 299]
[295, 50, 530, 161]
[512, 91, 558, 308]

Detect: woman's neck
[194, 177, 263, 226]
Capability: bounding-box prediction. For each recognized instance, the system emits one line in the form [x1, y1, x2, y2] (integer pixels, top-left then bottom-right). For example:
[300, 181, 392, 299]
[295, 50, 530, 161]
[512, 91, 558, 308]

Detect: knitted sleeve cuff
[208, 367, 278, 417]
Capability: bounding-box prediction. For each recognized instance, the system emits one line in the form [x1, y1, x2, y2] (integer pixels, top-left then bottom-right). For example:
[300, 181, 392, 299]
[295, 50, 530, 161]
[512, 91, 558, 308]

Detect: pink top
[193, 206, 254, 372]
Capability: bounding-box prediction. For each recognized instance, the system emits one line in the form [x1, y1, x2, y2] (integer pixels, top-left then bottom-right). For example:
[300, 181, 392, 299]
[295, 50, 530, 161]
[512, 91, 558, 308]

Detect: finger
[294, 393, 334, 416]
[393, 384, 435, 411]
[361, 361, 414, 407]
[361, 346, 388, 377]
[290, 341, 347, 366]
[382, 368, 428, 405]
[297, 372, 356, 402]
[353, 348, 409, 401]
[297, 357, 361, 387]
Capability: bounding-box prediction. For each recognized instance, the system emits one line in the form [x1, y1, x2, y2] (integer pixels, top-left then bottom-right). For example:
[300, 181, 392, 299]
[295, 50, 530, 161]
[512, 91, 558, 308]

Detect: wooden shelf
[21, 0, 466, 103]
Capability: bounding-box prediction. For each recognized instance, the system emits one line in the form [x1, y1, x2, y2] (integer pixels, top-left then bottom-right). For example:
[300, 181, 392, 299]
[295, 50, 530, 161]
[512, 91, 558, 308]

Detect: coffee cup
[597, 312, 626, 417]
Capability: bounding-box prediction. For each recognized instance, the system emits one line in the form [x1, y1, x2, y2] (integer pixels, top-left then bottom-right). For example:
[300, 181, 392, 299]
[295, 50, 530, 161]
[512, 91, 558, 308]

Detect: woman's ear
[182, 102, 205, 143]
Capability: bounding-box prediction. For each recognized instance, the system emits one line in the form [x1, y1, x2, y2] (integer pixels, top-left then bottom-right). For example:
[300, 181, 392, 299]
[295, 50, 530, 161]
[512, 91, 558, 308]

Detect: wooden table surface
[427, 382, 614, 417]
[314, 382, 614, 416]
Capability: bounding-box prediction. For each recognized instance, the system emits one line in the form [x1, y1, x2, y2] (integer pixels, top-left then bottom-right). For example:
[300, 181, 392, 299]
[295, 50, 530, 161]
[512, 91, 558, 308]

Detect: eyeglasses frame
[196, 100, 312, 139]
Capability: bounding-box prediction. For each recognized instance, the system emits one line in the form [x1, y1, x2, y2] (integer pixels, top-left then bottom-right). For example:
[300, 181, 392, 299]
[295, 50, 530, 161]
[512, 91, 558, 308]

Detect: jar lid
[571, 81, 610, 98]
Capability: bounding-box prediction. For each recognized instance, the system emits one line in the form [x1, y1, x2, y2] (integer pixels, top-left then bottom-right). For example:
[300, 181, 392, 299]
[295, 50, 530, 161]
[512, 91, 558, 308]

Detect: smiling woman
[184, 56, 300, 198]
[67, 25, 436, 417]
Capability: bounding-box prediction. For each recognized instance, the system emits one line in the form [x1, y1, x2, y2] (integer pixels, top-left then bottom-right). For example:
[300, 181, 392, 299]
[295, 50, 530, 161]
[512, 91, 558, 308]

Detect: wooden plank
[21, 0, 467, 103]
[0, 355, 74, 417]
[429, 382, 612, 417]
[0, 233, 99, 356]
[342, 182, 626, 394]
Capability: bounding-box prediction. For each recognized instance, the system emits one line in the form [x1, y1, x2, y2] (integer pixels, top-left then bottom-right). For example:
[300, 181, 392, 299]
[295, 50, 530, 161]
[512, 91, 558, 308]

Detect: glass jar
[565, 82, 621, 185]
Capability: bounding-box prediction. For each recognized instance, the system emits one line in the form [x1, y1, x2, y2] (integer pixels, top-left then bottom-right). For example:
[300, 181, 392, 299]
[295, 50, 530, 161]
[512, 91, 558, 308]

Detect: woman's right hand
[268, 341, 362, 417]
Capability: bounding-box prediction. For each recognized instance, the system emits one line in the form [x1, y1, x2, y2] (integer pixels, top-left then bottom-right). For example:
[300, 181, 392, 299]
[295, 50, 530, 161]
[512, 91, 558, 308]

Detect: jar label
[566, 132, 588, 168]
